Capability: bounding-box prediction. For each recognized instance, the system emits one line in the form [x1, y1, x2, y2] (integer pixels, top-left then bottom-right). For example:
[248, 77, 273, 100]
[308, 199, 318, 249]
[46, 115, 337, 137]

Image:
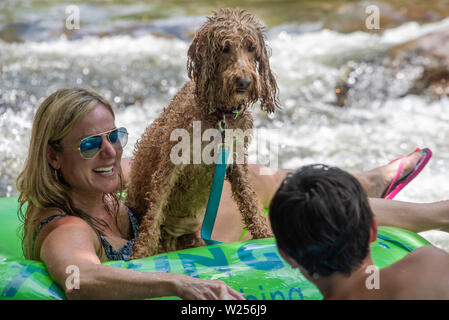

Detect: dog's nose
[236, 76, 251, 89]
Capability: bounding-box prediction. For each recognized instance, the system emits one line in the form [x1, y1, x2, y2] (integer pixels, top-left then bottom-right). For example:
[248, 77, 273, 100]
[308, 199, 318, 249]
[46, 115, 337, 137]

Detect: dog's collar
[213, 104, 245, 121]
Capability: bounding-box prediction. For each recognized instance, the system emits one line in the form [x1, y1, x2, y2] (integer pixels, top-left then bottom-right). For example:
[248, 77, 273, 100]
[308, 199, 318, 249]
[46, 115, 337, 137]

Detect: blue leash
[201, 110, 243, 246]
[201, 147, 229, 245]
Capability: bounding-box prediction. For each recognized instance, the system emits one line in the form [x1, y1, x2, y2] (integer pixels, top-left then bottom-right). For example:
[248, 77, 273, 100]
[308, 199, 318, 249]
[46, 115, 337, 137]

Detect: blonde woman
[16, 88, 243, 300]
[16, 87, 443, 300]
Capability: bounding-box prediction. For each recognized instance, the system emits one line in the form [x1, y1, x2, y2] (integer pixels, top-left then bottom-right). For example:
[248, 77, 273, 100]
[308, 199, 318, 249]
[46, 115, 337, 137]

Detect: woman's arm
[40, 217, 243, 300]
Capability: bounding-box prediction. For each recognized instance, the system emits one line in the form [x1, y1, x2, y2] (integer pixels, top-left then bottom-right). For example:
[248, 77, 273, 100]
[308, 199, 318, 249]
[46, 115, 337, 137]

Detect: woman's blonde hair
[16, 88, 124, 259]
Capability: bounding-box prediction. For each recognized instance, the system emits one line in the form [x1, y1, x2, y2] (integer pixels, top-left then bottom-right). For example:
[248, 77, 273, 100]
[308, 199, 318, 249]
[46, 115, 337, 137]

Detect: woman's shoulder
[29, 206, 101, 260]
[30, 206, 89, 229]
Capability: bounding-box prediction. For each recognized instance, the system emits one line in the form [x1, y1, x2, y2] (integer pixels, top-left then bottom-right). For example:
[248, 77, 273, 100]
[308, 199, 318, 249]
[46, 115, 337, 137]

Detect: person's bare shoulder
[406, 245, 449, 269]
[34, 208, 103, 263]
[387, 246, 449, 299]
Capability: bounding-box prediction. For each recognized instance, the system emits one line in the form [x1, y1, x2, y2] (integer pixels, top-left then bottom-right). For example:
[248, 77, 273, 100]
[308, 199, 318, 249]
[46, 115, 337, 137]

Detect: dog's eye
[248, 45, 255, 52]
[222, 45, 230, 53]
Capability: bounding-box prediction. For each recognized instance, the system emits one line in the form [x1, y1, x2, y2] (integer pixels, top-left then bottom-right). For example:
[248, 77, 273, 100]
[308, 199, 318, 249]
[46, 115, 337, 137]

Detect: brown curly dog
[126, 8, 280, 259]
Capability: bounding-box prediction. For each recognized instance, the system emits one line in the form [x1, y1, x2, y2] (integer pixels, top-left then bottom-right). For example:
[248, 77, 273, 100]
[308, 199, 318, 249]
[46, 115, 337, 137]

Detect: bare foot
[357, 150, 425, 198]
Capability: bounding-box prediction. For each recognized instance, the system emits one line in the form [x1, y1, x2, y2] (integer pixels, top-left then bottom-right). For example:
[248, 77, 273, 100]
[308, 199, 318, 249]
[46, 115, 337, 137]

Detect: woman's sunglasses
[77, 127, 128, 159]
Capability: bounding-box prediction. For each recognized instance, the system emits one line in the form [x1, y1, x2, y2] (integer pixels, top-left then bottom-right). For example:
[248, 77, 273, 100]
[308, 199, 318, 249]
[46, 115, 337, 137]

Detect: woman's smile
[93, 164, 115, 176]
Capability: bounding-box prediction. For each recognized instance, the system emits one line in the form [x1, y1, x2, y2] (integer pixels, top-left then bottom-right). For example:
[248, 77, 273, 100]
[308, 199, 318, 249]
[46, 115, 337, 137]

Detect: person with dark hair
[269, 164, 449, 299]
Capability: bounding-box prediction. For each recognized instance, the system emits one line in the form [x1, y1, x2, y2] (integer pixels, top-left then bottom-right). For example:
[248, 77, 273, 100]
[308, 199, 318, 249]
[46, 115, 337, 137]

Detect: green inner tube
[0, 197, 431, 300]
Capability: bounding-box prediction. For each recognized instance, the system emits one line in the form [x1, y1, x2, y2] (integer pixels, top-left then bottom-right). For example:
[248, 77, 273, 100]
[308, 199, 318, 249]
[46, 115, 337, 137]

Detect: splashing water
[1, 4, 449, 249]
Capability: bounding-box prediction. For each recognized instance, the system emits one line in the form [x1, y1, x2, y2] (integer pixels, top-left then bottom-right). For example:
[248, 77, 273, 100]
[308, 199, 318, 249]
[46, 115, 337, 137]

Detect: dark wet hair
[269, 164, 373, 277]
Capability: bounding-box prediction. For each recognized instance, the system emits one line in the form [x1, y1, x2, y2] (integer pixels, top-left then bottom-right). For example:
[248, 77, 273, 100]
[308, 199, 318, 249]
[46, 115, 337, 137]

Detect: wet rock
[0, 14, 204, 43]
[0, 22, 51, 42]
[335, 26, 449, 107]
[389, 26, 449, 97]
[333, 57, 396, 108]
[62, 16, 204, 42]
[323, 0, 449, 33]
[334, 81, 350, 107]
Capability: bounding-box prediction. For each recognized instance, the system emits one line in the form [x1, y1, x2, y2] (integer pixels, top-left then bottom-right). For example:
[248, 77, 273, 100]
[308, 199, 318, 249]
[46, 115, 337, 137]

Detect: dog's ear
[187, 24, 219, 114]
[187, 39, 195, 79]
[256, 28, 280, 114]
[187, 35, 201, 83]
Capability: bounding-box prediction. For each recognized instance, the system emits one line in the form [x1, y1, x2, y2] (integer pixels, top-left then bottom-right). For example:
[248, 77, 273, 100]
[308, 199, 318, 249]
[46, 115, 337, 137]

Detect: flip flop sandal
[382, 148, 432, 200]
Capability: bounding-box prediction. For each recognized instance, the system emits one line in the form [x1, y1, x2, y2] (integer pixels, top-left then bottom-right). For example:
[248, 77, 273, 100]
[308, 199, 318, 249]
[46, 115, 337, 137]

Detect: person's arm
[40, 217, 243, 300]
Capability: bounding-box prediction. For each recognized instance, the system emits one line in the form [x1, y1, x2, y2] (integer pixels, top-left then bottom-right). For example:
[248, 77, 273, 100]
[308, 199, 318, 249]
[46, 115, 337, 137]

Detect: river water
[1, 0, 449, 249]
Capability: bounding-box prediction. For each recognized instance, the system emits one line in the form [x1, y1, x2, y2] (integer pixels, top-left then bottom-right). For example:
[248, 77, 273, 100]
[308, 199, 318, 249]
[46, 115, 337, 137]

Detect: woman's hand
[173, 274, 245, 300]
